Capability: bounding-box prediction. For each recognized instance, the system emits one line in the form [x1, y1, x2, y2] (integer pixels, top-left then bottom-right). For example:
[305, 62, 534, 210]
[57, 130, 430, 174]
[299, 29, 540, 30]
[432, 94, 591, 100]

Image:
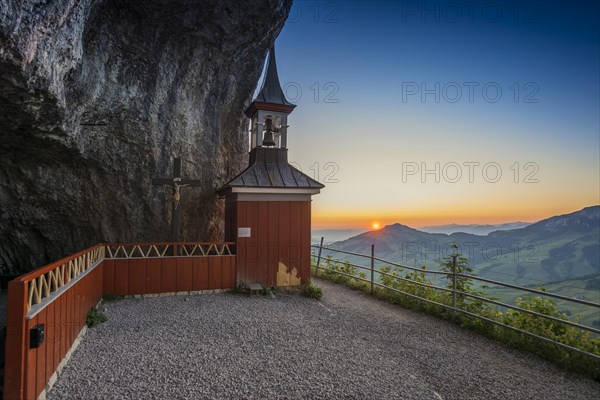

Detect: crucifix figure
[152, 157, 202, 242]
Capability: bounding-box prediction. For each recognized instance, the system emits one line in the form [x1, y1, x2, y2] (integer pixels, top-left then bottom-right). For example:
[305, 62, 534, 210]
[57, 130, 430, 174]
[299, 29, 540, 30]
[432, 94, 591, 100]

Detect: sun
[372, 222, 380, 229]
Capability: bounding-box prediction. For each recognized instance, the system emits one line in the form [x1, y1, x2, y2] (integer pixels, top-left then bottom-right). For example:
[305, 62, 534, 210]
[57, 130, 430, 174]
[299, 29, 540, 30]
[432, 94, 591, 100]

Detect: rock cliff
[0, 0, 292, 273]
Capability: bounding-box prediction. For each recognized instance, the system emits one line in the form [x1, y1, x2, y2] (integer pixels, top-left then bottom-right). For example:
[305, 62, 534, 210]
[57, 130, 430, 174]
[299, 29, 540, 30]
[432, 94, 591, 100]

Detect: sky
[261, 0, 600, 229]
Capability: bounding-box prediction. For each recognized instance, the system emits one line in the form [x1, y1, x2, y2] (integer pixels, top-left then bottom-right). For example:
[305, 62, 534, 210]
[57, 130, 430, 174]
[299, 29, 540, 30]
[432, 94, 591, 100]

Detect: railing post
[315, 237, 324, 277]
[370, 244, 375, 295]
[451, 254, 457, 321]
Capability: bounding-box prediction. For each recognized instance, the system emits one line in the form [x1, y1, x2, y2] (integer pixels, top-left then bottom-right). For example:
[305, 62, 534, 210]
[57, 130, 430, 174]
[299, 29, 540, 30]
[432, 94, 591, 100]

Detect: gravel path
[47, 278, 600, 400]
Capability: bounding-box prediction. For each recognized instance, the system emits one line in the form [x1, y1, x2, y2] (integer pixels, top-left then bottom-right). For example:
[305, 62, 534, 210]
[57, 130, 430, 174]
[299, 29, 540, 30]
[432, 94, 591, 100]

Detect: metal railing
[311, 238, 600, 361]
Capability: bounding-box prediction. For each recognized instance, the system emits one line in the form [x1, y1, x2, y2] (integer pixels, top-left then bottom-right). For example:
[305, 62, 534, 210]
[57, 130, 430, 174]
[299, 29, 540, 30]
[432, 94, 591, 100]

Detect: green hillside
[486, 276, 600, 328]
[328, 206, 599, 286]
[320, 206, 599, 328]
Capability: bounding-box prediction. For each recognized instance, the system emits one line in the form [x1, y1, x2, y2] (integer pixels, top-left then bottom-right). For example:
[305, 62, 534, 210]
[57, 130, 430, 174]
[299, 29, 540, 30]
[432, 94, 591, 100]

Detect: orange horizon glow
[311, 202, 599, 229]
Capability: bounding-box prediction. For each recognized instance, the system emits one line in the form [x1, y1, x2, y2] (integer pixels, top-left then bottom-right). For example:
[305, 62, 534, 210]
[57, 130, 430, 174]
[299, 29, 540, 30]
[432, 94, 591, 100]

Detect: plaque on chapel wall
[238, 227, 251, 238]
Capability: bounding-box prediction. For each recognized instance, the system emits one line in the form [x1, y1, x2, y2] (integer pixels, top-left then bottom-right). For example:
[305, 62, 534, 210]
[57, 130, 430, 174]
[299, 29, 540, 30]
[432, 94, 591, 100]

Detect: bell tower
[246, 46, 295, 150]
[218, 46, 324, 289]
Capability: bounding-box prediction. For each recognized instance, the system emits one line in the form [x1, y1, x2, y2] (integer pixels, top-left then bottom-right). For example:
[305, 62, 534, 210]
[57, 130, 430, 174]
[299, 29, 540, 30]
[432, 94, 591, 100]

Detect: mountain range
[324, 206, 600, 286]
[312, 222, 532, 243]
[419, 222, 532, 235]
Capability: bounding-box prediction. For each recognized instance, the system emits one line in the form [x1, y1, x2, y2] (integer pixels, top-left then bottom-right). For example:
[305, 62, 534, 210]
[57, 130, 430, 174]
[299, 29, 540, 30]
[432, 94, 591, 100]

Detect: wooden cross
[152, 157, 202, 242]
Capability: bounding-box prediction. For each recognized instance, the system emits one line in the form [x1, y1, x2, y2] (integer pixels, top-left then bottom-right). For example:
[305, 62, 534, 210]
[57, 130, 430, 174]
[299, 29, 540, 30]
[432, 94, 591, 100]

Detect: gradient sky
[259, 0, 599, 229]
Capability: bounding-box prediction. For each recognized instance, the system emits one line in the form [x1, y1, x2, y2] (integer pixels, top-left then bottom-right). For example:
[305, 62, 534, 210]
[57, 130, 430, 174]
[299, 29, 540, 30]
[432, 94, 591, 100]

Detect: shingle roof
[217, 148, 324, 193]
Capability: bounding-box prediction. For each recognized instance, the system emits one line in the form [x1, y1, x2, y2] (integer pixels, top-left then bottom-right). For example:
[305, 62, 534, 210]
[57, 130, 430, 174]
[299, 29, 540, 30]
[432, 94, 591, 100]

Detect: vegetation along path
[48, 278, 599, 400]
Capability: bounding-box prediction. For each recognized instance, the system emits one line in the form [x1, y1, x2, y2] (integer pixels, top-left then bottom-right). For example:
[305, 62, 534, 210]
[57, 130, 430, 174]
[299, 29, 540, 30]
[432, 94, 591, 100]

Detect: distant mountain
[419, 222, 532, 235]
[325, 206, 600, 286]
[314, 222, 533, 242]
[312, 228, 367, 243]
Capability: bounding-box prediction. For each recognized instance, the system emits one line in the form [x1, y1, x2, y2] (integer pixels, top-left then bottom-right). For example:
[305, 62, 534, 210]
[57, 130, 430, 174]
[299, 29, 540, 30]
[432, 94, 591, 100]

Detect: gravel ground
[47, 278, 600, 400]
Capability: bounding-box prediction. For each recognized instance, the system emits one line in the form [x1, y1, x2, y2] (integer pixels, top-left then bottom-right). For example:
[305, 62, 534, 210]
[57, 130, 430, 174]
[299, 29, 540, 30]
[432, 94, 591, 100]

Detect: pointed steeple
[240, 44, 300, 151]
[254, 46, 294, 106]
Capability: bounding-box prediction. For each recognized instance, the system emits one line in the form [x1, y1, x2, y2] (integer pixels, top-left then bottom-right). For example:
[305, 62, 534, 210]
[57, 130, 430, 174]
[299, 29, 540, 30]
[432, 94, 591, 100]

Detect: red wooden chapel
[217, 46, 324, 289]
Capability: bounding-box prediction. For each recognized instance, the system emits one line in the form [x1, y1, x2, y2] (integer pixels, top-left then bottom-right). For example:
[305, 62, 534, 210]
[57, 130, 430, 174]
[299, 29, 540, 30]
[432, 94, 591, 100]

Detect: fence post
[451, 254, 457, 321]
[4, 280, 28, 400]
[370, 244, 375, 295]
[315, 237, 324, 277]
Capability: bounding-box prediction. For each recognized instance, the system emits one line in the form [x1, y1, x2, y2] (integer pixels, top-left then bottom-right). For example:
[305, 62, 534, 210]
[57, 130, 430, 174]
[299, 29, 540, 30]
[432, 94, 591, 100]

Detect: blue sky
[260, 0, 600, 228]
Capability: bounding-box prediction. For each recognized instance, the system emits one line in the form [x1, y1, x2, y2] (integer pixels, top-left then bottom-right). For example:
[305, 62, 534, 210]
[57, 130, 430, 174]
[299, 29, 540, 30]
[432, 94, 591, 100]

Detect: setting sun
[372, 222, 380, 230]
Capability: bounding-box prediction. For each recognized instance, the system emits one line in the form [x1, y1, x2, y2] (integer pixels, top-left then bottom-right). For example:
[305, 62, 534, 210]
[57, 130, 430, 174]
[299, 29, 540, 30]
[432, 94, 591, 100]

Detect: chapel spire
[254, 46, 294, 106]
[244, 45, 296, 149]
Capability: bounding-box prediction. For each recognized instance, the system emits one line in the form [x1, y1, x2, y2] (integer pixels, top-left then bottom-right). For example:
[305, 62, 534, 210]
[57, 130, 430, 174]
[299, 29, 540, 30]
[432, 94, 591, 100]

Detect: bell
[262, 131, 276, 146]
[262, 118, 277, 147]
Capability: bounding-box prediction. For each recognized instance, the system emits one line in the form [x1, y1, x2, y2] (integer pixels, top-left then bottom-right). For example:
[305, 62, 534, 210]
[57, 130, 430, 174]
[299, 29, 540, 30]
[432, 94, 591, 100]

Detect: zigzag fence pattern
[105, 242, 235, 258]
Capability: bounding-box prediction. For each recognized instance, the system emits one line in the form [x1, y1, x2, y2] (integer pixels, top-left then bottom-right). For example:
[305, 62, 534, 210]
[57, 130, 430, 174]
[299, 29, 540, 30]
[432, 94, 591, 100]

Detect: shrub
[86, 307, 107, 327]
[260, 287, 277, 296]
[304, 283, 323, 300]
[500, 294, 600, 377]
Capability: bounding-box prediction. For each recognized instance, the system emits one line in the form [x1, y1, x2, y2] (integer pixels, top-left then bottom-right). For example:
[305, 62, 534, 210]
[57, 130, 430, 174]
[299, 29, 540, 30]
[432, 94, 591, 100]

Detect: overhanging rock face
[0, 0, 292, 273]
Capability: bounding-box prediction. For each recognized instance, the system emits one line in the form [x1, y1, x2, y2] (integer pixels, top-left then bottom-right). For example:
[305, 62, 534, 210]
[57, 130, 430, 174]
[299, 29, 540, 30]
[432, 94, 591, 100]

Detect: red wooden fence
[3, 242, 236, 400]
[103, 256, 236, 295]
[3, 245, 105, 400]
